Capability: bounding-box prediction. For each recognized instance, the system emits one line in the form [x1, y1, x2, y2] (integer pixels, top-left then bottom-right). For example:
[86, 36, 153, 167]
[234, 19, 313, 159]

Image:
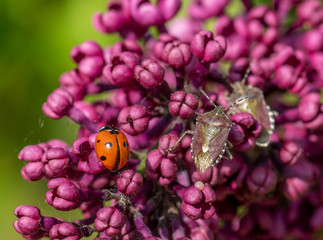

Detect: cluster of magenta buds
[15, 0, 323, 239]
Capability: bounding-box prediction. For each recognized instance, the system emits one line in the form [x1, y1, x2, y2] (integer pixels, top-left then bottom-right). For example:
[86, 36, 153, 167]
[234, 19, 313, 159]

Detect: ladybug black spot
[123, 142, 128, 147]
[100, 156, 106, 161]
[97, 140, 100, 143]
[105, 142, 112, 148]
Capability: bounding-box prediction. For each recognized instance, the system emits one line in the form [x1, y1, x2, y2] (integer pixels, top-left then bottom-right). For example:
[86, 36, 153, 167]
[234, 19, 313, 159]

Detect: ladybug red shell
[95, 125, 130, 171]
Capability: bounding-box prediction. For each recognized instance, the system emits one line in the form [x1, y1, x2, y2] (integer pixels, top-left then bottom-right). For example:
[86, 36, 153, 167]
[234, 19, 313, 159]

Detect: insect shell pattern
[227, 81, 276, 147]
[191, 105, 233, 172]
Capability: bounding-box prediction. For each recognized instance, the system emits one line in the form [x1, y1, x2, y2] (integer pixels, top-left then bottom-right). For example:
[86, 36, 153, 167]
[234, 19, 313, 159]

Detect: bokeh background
[0, 0, 115, 238]
[0, 0, 267, 239]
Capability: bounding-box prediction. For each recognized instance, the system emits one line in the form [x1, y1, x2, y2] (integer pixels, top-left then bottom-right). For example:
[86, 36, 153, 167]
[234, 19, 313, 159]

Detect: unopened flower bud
[118, 105, 150, 136]
[191, 31, 227, 63]
[154, 34, 192, 68]
[246, 165, 277, 194]
[134, 59, 165, 89]
[95, 207, 125, 236]
[169, 91, 198, 119]
[117, 170, 143, 196]
[42, 88, 74, 119]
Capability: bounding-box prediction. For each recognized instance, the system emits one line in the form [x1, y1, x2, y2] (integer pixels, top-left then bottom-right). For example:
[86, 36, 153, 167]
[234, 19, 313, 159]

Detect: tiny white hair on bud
[194, 181, 205, 190]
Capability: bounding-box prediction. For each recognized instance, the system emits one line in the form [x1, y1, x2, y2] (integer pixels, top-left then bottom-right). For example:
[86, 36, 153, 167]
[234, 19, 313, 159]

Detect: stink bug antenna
[241, 65, 251, 85]
[225, 95, 249, 111]
[199, 88, 217, 108]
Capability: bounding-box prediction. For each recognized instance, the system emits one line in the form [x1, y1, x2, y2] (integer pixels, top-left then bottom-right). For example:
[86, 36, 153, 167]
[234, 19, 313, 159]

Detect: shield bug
[167, 89, 247, 172]
[227, 66, 276, 147]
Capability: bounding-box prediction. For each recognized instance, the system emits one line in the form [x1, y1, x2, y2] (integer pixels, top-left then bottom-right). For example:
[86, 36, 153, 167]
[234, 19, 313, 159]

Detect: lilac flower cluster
[14, 0, 323, 239]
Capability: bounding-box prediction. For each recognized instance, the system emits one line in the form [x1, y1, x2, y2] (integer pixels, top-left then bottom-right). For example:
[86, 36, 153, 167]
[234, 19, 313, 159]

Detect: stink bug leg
[165, 130, 194, 153]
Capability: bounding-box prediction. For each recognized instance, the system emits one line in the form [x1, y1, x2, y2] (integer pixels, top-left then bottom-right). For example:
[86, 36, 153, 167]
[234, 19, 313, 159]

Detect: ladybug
[95, 125, 130, 171]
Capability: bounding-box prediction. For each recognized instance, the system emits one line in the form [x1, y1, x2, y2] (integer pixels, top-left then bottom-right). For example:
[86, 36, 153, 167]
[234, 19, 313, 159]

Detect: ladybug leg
[166, 130, 194, 153]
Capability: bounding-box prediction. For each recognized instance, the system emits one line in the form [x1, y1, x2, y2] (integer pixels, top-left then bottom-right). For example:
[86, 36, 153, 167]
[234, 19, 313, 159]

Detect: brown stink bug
[167, 89, 247, 172]
[227, 66, 276, 147]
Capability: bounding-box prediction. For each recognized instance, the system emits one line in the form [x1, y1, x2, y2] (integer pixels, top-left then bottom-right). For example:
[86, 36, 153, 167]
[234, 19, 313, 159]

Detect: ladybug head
[99, 125, 118, 132]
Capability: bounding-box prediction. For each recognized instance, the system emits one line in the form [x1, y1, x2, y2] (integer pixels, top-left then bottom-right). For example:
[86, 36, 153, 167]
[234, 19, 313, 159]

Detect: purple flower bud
[14, 205, 41, 235]
[18, 145, 45, 162]
[42, 88, 74, 119]
[169, 91, 198, 119]
[78, 150, 104, 175]
[146, 150, 177, 185]
[59, 69, 91, 87]
[119, 218, 136, 239]
[72, 137, 93, 158]
[191, 166, 219, 186]
[46, 178, 81, 211]
[279, 141, 303, 165]
[190, 226, 214, 240]
[81, 200, 103, 219]
[154, 34, 192, 68]
[168, 18, 203, 43]
[95, 207, 125, 236]
[158, 133, 180, 158]
[297, 0, 323, 26]
[248, 5, 278, 27]
[182, 183, 216, 220]
[71, 41, 103, 63]
[281, 123, 307, 144]
[118, 105, 150, 136]
[262, 27, 279, 45]
[299, 92, 321, 123]
[103, 51, 139, 87]
[74, 101, 99, 123]
[94, 231, 114, 240]
[134, 59, 165, 89]
[303, 29, 323, 52]
[92, 1, 127, 33]
[46, 178, 103, 211]
[112, 89, 143, 108]
[215, 16, 249, 60]
[228, 113, 262, 151]
[273, 47, 306, 90]
[246, 165, 277, 194]
[228, 58, 250, 83]
[79, 55, 105, 79]
[157, 0, 181, 21]
[218, 157, 243, 180]
[21, 162, 45, 181]
[108, 40, 143, 60]
[62, 85, 85, 101]
[130, 0, 163, 27]
[283, 177, 309, 200]
[71, 41, 105, 79]
[117, 169, 143, 196]
[189, 0, 229, 20]
[42, 147, 70, 177]
[191, 31, 227, 63]
[288, 160, 319, 183]
[49, 222, 80, 240]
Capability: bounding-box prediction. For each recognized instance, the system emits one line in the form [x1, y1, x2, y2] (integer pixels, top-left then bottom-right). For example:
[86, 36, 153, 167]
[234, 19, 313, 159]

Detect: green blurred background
[0, 0, 116, 238]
